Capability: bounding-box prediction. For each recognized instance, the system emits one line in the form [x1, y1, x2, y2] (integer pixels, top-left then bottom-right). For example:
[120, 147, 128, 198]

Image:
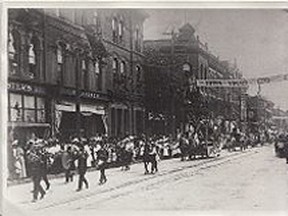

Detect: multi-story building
[7, 9, 147, 144]
[144, 23, 246, 135]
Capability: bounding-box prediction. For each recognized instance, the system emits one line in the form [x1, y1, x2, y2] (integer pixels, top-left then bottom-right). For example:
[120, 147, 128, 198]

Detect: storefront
[55, 100, 107, 141]
[8, 81, 50, 145]
[7, 81, 50, 179]
[109, 103, 145, 137]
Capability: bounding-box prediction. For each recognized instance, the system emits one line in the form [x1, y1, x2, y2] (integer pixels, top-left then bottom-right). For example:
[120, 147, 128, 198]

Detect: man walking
[39, 145, 51, 190]
[76, 146, 89, 191]
[27, 146, 45, 202]
[62, 146, 74, 183]
[97, 143, 108, 185]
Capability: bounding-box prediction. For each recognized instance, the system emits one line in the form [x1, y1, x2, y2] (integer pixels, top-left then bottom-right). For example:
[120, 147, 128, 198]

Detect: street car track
[35, 148, 259, 211]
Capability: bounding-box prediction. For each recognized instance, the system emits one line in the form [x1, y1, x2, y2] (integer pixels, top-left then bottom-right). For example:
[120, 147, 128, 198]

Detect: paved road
[4, 145, 288, 215]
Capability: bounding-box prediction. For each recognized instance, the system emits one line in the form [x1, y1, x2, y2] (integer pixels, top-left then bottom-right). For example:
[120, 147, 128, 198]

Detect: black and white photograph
[1, 1, 288, 216]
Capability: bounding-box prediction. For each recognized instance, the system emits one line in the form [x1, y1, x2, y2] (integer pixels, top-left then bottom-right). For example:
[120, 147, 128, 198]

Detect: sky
[143, 9, 288, 111]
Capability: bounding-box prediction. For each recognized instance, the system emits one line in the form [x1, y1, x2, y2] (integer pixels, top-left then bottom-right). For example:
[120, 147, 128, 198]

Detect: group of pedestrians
[10, 127, 278, 203]
[25, 138, 109, 202]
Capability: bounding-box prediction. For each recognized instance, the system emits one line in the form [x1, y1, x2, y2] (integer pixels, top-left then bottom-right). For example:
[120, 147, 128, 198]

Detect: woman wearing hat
[12, 140, 27, 179]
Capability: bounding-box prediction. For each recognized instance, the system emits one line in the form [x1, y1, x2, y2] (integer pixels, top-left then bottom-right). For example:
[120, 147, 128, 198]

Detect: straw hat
[12, 140, 19, 146]
[72, 138, 80, 143]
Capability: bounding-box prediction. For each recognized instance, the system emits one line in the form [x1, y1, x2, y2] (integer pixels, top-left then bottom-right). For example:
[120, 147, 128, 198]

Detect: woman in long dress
[13, 141, 27, 179]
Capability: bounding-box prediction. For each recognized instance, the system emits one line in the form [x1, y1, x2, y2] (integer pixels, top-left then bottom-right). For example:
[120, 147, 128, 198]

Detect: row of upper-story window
[111, 16, 142, 52]
[112, 57, 142, 84]
[44, 9, 143, 53]
[8, 28, 142, 91]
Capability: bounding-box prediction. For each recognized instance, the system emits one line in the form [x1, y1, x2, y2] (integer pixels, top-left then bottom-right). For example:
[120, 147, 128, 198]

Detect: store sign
[80, 91, 101, 99]
[196, 79, 248, 88]
[8, 82, 45, 94]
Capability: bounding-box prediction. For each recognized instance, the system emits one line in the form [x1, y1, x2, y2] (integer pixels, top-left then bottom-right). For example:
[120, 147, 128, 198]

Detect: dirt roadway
[4, 145, 288, 215]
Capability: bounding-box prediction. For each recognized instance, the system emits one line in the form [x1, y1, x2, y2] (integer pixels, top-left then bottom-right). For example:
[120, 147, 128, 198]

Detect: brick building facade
[7, 9, 147, 143]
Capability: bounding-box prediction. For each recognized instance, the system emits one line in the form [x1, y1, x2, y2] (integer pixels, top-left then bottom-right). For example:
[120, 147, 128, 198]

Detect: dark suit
[77, 151, 89, 190]
[28, 151, 45, 201]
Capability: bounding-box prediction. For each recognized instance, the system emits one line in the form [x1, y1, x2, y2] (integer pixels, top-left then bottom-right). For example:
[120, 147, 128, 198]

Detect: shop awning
[80, 104, 105, 115]
[8, 122, 50, 128]
[56, 102, 76, 112]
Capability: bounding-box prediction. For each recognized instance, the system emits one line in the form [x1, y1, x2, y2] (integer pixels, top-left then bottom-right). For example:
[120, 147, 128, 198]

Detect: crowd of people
[9, 126, 280, 202]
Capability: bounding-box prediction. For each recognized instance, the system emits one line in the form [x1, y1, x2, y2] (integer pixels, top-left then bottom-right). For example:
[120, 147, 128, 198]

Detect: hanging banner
[272, 116, 288, 120]
[248, 74, 288, 85]
[196, 74, 288, 88]
[196, 79, 248, 88]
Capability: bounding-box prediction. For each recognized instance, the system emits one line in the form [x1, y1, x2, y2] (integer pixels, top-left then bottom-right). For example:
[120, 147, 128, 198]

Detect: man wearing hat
[76, 146, 89, 191]
[27, 145, 45, 202]
[96, 143, 109, 185]
[62, 145, 74, 183]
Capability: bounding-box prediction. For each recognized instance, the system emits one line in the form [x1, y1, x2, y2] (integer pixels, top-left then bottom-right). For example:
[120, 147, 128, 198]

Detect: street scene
[3, 7, 288, 215]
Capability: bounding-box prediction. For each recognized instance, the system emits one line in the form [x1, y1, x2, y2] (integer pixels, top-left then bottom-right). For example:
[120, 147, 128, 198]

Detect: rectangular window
[24, 95, 35, 109]
[10, 93, 22, 121]
[9, 93, 46, 123]
[24, 109, 36, 122]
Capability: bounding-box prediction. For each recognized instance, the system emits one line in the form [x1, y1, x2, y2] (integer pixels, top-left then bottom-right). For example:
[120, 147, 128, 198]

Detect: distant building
[144, 23, 246, 135]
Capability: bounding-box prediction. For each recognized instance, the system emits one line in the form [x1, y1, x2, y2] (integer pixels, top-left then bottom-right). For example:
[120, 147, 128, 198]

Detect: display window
[9, 93, 46, 123]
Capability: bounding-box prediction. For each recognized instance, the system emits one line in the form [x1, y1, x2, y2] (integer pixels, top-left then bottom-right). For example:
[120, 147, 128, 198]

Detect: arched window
[56, 44, 64, 84]
[28, 36, 40, 79]
[112, 17, 116, 31]
[112, 58, 118, 73]
[82, 59, 88, 89]
[8, 30, 21, 75]
[136, 65, 141, 81]
[120, 61, 125, 74]
[8, 32, 16, 60]
[112, 17, 117, 42]
[135, 25, 140, 52]
[95, 61, 100, 74]
[93, 12, 98, 25]
[183, 63, 191, 72]
[57, 46, 63, 64]
[118, 19, 123, 41]
[28, 43, 36, 78]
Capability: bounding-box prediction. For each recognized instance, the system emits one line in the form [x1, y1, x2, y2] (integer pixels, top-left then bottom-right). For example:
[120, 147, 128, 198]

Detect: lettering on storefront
[8, 82, 45, 94]
[80, 91, 101, 99]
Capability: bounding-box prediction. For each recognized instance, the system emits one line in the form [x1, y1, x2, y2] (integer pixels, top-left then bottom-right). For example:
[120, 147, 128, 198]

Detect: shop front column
[129, 107, 133, 135]
[107, 106, 112, 137]
[114, 108, 118, 137]
[50, 98, 56, 137]
[133, 108, 137, 135]
[121, 108, 125, 137]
